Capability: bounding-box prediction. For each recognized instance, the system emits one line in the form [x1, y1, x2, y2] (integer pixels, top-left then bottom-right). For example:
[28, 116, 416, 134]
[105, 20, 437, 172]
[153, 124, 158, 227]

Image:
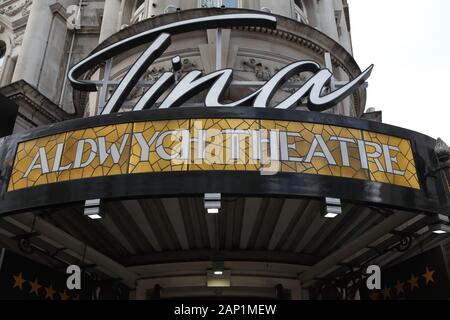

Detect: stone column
[98, 0, 122, 43]
[0, 56, 15, 87]
[90, 0, 122, 117]
[119, 0, 133, 28]
[12, 0, 54, 85]
[316, 0, 339, 42]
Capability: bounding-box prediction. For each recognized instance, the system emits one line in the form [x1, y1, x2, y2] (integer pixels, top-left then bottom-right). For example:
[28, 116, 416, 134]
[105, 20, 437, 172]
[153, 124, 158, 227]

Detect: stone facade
[0, 0, 365, 132]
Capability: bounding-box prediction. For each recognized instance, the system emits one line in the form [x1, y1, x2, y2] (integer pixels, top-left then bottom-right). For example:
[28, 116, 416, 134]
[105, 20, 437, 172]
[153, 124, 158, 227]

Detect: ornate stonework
[12, 29, 24, 47]
[241, 58, 272, 81]
[117, 58, 199, 101]
[0, 0, 32, 17]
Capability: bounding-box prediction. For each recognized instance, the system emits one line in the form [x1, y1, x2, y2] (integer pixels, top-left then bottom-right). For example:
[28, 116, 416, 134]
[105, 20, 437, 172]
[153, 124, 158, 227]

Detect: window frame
[199, 0, 241, 9]
[130, 0, 148, 24]
[293, 0, 308, 24]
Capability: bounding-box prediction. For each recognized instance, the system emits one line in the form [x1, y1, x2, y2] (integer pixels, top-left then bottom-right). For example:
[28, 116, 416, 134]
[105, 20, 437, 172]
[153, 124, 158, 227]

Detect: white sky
[348, 0, 450, 143]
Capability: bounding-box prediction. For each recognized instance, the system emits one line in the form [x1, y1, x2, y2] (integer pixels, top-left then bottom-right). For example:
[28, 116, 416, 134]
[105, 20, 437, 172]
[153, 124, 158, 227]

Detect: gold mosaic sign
[7, 118, 420, 192]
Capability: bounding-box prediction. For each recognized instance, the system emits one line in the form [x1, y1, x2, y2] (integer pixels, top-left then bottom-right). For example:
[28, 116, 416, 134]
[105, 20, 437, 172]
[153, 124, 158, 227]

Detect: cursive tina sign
[68, 14, 373, 115]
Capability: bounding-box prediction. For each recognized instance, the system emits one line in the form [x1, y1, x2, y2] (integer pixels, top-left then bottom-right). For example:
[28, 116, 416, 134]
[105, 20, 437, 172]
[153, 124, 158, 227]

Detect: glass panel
[294, 0, 304, 11]
[200, 0, 218, 7]
[223, 0, 239, 8]
[135, 0, 145, 10]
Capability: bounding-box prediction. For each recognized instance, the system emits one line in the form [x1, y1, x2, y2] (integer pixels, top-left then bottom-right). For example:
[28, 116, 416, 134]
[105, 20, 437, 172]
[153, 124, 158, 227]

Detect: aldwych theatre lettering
[23, 128, 403, 176]
[8, 119, 420, 192]
[68, 14, 373, 115]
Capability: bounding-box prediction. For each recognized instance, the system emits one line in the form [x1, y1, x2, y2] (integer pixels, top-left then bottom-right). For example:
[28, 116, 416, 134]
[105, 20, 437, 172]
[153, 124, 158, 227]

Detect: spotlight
[171, 56, 182, 72]
[322, 197, 342, 219]
[430, 224, 450, 234]
[204, 193, 221, 214]
[208, 260, 230, 287]
[84, 199, 103, 220]
[429, 214, 450, 234]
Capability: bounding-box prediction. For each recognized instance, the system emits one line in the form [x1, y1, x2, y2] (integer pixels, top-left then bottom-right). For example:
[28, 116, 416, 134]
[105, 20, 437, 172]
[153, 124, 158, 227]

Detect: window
[134, 0, 145, 10]
[130, 0, 147, 23]
[295, 11, 305, 23]
[222, 0, 239, 7]
[200, 0, 240, 8]
[294, 0, 304, 11]
[293, 0, 307, 23]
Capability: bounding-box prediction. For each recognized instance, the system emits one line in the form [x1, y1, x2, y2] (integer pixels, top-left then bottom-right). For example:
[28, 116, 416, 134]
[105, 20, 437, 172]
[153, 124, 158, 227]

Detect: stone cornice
[0, 80, 73, 125]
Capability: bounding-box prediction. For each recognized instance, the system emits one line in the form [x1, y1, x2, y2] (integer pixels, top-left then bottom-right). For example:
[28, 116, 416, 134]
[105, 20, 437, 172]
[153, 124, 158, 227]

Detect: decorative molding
[180, 58, 197, 73]
[435, 138, 450, 160]
[240, 57, 308, 93]
[12, 28, 23, 47]
[241, 58, 271, 81]
[144, 66, 167, 81]
[0, 80, 72, 126]
[114, 59, 198, 101]
[0, 0, 32, 18]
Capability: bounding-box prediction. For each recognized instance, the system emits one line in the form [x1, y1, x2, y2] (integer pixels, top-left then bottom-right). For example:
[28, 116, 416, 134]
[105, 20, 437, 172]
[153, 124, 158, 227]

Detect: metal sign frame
[0, 107, 448, 216]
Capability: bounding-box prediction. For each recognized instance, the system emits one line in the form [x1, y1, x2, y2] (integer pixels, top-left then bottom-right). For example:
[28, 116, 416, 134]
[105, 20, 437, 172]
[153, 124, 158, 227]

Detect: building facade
[0, 0, 449, 300]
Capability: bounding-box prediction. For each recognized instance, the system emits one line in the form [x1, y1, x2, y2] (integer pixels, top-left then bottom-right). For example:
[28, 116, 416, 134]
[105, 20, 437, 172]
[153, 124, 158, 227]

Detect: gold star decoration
[408, 274, 420, 291]
[59, 290, 70, 301]
[12, 273, 26, 290]
[369, 291, 380, 300]
[44, 285, 56, 300]
[29, 278, 42, 296]
[394, 280, 405, 296]
[422, 267, 435, 285]
[382, 286, 391, 300]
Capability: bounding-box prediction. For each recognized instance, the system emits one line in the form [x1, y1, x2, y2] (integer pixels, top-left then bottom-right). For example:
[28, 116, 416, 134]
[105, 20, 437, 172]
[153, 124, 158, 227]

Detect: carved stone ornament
[241, 58, 272, 81]
[13, 30, 25, 47]
[180, 58, 197, 73]
[0, 0, 33, 17]
[435, 138, 450, 161]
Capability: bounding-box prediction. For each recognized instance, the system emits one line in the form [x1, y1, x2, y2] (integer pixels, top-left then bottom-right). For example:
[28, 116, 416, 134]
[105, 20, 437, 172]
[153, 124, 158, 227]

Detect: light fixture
[429, 224, 450, 234]
[429, 214, 450, 234]
[84, 199, 103, 220]
[171, 56, 181, 71]
[204, 193, 221, 215]
[207, 259, 230, 287]
[322, 197, 342, 219]
[324, 212, 339, 219]
[212, 259, 224, 276]
[87, 213, 102, 220]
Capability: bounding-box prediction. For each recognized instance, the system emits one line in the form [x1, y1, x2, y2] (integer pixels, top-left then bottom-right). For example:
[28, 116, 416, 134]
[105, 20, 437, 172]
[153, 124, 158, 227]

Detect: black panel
[0, 93, 18, 138]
